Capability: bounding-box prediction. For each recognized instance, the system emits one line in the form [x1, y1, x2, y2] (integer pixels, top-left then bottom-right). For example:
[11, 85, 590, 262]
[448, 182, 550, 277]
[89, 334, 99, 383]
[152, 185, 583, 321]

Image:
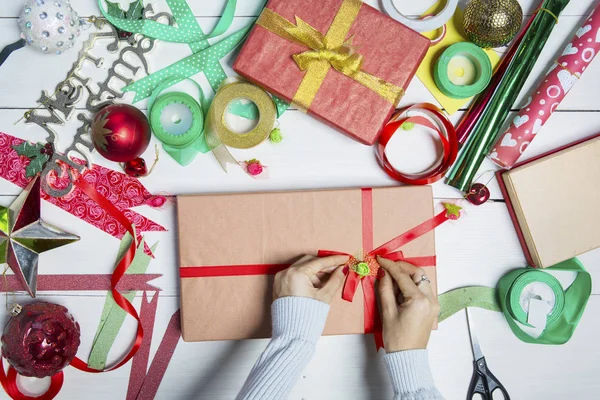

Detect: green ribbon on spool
[148, 79, 210, 166]
[498, 258, 592, 345]
[434, 42, 492, 99]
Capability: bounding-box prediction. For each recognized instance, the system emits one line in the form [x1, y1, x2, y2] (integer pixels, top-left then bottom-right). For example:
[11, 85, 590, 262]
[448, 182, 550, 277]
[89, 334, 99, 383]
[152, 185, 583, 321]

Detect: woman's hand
[377, 256, 440, 352]
[274, 255, 349, 304]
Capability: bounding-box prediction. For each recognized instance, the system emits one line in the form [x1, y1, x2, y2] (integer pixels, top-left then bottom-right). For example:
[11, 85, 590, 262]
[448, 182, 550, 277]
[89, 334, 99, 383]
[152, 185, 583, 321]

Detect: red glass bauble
[124, 157, 148, 177]
[466, 183, 491, 206]
[91, 104, 151, 163]
[1, 302, 81, 378]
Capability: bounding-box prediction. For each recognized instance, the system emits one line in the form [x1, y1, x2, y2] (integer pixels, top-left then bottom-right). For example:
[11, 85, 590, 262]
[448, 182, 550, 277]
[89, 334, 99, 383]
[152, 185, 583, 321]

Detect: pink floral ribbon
[0, 132, 167, 242]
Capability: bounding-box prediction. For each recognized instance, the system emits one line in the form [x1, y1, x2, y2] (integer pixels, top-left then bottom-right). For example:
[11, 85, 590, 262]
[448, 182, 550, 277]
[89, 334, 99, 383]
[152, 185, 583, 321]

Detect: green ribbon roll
[434, 42, 492, 99]
[148, 78, 210, 166]
[498, 258, 591, 345]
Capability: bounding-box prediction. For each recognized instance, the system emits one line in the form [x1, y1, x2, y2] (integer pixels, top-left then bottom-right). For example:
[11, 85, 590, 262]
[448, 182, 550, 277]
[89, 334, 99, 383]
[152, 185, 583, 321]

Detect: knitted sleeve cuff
[383, 349, 437, 395]
[271, 296, 330, 344]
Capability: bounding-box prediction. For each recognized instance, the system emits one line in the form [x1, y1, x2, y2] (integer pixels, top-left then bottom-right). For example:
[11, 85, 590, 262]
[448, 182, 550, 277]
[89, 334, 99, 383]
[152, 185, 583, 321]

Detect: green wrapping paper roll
[445, 0, 570, 192]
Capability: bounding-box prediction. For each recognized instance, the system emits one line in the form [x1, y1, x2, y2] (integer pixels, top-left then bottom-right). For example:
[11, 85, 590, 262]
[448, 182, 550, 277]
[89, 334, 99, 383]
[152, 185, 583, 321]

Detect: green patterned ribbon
[99, 0, 290, 115]
[88, 232, 158, 370]
[98, 0, 236, 43]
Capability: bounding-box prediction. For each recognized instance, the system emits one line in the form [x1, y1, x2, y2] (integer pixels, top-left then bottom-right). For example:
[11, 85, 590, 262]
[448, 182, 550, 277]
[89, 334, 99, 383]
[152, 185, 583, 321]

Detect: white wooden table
[0, 0, 598, 398]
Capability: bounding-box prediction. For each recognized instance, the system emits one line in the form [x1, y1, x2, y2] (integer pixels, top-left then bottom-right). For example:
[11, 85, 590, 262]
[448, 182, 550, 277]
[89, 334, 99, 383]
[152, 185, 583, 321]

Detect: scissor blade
[466, 308, 484, 361]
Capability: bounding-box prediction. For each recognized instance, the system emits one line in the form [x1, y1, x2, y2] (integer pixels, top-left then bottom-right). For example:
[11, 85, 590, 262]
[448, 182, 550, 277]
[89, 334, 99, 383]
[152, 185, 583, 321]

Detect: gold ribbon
[257, 0, 405, 112]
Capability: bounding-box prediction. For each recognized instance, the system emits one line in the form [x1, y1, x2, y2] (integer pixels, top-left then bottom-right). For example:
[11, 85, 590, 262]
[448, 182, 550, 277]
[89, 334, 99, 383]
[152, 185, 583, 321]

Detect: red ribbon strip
[0, 366, 63, 400]
[180, 264, 290, 278]
[0, 274, 162, 293]
[377, 103, 458, 185]
[68, 177, 144, 373]
[127, 292, 159, 400]
[134, 310, 181, 399]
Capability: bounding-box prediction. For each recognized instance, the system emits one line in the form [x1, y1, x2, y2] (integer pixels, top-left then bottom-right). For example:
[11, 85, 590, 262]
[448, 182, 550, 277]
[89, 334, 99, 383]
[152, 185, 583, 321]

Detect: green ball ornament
[463, 0, 523, 48]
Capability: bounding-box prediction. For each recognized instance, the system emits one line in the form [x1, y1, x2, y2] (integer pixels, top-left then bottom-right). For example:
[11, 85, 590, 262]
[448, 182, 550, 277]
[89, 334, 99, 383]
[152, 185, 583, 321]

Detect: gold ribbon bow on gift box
[257, 0, 405, 112]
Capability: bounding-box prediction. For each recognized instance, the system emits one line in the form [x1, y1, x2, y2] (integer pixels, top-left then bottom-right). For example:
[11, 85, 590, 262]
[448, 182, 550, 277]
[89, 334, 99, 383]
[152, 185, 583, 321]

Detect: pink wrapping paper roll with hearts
[489, 3, 600, 169]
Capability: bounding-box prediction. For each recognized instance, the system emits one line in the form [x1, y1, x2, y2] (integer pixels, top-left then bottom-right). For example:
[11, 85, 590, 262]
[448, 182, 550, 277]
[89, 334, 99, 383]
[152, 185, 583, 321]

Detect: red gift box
[233, 0, 429, 145]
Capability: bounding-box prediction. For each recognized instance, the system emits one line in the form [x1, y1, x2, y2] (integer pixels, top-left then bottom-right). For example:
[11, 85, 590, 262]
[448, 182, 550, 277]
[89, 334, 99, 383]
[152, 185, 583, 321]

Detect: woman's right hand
[377, 256, 440, 353]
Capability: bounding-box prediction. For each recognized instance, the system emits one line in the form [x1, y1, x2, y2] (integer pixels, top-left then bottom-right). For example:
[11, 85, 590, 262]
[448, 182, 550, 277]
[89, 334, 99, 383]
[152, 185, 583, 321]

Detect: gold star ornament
[0, 177, 79, 297]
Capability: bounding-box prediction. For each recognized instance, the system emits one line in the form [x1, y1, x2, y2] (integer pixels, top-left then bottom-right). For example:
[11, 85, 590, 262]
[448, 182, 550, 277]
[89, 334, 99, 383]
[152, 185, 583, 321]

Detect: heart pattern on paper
[501, 133, 517, 147]
[489, 151, 498, 160]
[562, 43, 578, 56]
[596, 28, 600, 43]
[513, 115, 529, 128]
[532, 119, 543, 134]
[557, 69, 578, 92]
[577, 25, 592, 38]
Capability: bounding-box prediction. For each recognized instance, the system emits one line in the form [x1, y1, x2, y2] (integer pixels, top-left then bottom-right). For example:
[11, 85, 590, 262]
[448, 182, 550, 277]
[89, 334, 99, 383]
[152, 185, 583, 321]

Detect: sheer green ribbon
[98, 0, 289, 115]
[498, 258, 591, 345]
[88, 233, 158, 370]
[438, 286, 501, 323]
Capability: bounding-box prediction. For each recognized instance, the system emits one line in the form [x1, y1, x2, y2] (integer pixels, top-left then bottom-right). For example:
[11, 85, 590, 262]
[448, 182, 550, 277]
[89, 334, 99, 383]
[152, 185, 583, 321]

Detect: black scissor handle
[467, 357, 510, 400]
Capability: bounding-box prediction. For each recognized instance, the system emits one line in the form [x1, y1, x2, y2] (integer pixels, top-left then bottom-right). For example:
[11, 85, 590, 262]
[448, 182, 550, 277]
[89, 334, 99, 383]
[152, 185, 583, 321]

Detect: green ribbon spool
[148, 79, 210, 166]
[434, 42, 492, 99]
[498, 258, 592, 345]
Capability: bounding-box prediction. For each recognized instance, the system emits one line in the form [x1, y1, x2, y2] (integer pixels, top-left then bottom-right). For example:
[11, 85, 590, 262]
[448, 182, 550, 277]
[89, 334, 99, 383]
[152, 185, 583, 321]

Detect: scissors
[466, 308, 510, 400]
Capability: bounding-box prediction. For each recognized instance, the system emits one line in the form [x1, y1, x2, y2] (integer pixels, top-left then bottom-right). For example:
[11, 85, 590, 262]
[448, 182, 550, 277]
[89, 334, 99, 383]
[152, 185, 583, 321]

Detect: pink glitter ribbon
[0, 132, 168, 242]
[490, 3, 600, 168]
[0, 274, 161, 293]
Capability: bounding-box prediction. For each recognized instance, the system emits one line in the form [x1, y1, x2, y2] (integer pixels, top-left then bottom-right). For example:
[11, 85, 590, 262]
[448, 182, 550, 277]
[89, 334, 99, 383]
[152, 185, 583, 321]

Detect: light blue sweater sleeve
[236, 296, 444, 400]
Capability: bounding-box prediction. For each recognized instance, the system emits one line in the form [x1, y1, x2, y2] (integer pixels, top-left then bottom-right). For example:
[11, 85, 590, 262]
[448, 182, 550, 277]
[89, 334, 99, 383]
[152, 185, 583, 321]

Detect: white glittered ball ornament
[18, 0, 81, 55]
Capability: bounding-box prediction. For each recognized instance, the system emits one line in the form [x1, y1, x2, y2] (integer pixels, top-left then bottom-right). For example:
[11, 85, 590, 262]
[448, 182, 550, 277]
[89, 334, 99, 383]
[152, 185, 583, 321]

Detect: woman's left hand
[273, 255, 349, 304]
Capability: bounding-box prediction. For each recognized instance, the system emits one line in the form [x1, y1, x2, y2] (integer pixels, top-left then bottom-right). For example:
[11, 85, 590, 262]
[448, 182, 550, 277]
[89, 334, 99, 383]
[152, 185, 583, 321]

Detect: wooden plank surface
[0, 0, 598, 399]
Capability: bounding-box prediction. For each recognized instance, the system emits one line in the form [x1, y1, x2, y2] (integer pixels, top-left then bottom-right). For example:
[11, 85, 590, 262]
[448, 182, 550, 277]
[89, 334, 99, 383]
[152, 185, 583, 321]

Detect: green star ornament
[0, 176, 80, 297]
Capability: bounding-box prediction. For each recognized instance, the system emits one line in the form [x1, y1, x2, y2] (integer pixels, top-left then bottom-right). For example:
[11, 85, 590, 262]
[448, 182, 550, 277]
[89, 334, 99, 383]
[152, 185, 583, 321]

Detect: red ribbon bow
[319, 189, 460, 350]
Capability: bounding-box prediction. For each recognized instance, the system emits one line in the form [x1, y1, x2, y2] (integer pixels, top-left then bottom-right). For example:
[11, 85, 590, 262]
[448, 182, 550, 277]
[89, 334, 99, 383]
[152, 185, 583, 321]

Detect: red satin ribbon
[180, 264, 289, 278]
[377, 103, 458, 185]
[0, 366, 63, 400]
[68, 177, 144, 372]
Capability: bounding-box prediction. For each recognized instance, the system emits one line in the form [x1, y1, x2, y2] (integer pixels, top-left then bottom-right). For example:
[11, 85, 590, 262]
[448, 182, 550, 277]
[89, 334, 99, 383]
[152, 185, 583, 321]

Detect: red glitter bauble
[91, 104, 151, 163]
[124, 157, 148, 177]
[1, 302, 81, 378]
[466, 183, 491, 206]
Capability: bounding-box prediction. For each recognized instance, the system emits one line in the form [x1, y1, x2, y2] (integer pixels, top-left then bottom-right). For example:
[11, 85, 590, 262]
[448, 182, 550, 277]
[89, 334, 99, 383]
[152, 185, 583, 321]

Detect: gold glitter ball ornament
[463, 0, 523, 48]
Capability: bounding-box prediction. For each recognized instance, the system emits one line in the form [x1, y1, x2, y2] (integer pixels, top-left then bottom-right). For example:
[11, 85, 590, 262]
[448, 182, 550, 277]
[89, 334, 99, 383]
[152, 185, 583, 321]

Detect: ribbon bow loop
[292, 38, 364, 76]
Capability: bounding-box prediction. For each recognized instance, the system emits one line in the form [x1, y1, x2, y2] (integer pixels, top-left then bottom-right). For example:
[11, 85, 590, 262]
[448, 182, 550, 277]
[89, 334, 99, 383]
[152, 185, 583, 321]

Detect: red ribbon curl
[377, 103, 458, 185]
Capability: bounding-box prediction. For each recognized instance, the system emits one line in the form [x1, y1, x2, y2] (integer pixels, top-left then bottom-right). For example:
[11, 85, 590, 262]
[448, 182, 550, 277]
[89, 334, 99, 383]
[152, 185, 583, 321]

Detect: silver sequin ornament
[17, 0, 81, 54]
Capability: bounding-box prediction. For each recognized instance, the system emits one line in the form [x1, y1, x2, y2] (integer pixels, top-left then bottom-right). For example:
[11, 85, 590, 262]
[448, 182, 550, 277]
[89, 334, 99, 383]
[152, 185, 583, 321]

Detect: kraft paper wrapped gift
[177, 186, 438, 342]
[233, 0, 429, 145]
